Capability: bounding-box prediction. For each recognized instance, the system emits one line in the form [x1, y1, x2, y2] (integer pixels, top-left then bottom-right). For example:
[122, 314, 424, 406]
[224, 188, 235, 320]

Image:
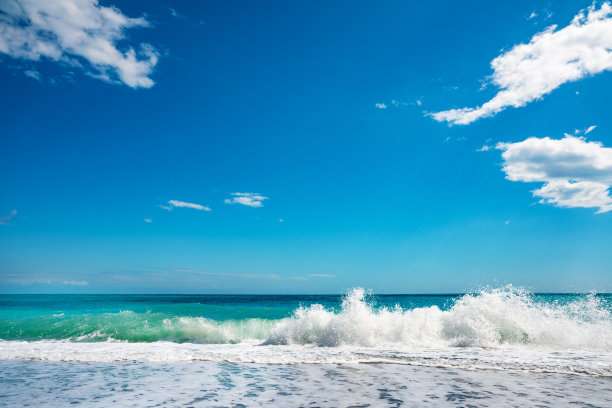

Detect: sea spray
[1, 287, 611, 350]
[265, 286, 612, 350]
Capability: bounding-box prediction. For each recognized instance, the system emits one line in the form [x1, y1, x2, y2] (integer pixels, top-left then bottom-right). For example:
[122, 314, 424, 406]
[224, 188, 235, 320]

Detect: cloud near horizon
[290, 274, 337, 280]
[172, 268, 281, 280]
[0, 0, 159, 88]
[173, 269, 335, 281]
[63, 280, 88, 286]
[224, 192, 268, 207]
[497, 135, 612, 213]
[0, 274, 88, 286]
[432, 2, 612, 125]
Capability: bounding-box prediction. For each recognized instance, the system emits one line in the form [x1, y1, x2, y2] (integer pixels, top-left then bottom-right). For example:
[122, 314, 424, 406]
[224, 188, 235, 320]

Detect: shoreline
[2, 359, 611, 407]
[1, 340, 611, 378]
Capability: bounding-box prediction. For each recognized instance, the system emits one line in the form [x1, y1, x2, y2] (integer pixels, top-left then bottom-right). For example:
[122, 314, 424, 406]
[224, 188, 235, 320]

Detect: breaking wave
[265, 287, 612, 350]
[266, 286, 612, 351]
[1, 286, 611, 351]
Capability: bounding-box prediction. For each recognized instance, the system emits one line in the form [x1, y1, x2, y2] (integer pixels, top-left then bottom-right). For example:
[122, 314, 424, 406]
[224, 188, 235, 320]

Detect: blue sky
[1, 0, 611, 293]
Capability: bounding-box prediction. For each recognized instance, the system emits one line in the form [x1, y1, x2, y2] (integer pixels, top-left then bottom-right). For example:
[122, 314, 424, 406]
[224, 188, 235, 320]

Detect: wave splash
[1, 286, 610, 351]
[265, 286, 612, 350]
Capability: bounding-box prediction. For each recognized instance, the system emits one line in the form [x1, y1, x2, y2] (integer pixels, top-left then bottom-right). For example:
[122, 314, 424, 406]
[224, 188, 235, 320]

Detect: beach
[3, 1, 612, 406]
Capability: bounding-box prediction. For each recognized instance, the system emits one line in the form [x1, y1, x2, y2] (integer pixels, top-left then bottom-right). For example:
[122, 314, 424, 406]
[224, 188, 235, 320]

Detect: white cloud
[0, 209, 17, 225]
[0, 275, 88, 286]
[63, 280, 88, 286]
[375, 103, 387, 109]
[167, 200, 211, 211]
[432, 3, 612, 125]
[290, 274, 335, 280]
[565, 125, 598, 137]
[173, 268, 281, 280]
[476, 145, 491, 152]
[144, 218, 153, 223]
[23, 69, 41, 81]
[496, 135, 612, 213]
[168, 7, 183, 19]
[224, 192, 268, 208]
[0, 0, 159, 88]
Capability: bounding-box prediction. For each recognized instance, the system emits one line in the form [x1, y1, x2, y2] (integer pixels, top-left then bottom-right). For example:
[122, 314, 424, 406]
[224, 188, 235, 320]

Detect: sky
[1, 0, 612, 294]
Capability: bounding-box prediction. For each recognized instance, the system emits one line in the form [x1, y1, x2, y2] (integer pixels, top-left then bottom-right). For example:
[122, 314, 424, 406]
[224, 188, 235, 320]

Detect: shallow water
[1, 360, 611, 407]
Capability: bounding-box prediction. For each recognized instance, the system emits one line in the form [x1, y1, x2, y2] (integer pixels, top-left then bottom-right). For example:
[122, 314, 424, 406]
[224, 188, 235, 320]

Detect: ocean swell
[0, 312, 276, 344]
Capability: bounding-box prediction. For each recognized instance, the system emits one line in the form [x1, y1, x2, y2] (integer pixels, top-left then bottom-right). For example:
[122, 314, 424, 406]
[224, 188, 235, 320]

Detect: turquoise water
[1, 289, 611, 345]
[0, 293, 455, 342]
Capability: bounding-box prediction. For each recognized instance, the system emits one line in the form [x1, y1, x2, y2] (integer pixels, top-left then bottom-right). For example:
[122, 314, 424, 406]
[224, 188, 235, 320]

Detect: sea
[1, 286, 611, 407]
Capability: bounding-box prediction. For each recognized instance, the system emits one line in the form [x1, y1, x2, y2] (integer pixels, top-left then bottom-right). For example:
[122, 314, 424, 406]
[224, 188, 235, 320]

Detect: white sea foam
[1, 287, 612, 376]
[265, 286, 612, 350]
[3, 359, 611, 407]
[4, 287, 610, 349]
[1, 341, 611, 377]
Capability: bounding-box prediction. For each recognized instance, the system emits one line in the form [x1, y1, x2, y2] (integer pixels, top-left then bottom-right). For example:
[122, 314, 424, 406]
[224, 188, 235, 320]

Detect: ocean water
[1, 286, 612, 406]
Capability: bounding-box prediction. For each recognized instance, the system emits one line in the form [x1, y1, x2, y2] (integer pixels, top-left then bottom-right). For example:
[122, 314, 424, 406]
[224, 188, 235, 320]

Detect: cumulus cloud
[0, 0, 159, 88]
[0, 209, 17, 225]
[144, 218, 153, 223]
[166, 200, 211, 211]
[224, 192, 268, 208]
[432, 2, 612, 125]
[496, 135, 612, 213]
[375, 103, 387, 109]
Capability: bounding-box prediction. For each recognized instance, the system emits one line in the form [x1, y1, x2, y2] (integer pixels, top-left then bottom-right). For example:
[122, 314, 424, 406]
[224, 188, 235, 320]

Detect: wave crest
[265, 286, 612, 350]
[1, 287, 610, 351]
